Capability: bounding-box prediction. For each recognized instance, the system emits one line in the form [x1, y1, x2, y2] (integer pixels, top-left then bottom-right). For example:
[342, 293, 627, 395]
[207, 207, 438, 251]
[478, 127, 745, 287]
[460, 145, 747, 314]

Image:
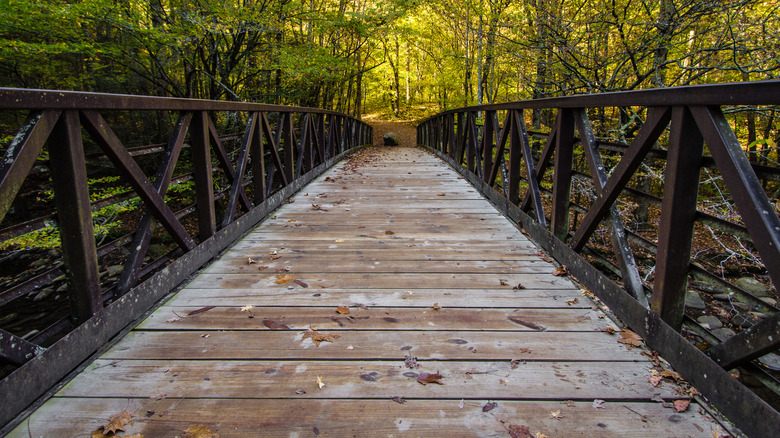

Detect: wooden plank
[203, 258, 556, 275]
[166, 287, 585, 308]
[184, 273, 577, 290]
[138, 307, 603, 331]
[57, 359, 683, 401]
[104, 331, 641, 361]
[9, 399, 714, 438]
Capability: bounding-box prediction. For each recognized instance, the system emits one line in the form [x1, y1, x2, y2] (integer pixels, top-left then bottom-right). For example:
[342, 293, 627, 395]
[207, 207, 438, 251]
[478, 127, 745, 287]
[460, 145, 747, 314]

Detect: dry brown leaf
[417, 371, 444, 385]
[275, 274, 295, 284]
[263, 319, 290, 330]
[437, 192, 446, 196]
[182, 425, 220, 438]
[247, 257, 257, 265]
[674, 399, 691, 412]
[601, 325, 616, 334]
[617, 330, 643, 349]
[432, 303, 442, 310]
[294, 279, 309, 288]
[566, 298, 579, 306]
[385, 230, 395, 235]
[499, 279, 509, 286]
[507, 424, 533, 438]
[482, 401, 498, 412]
[92, 409, 135, 437]
[336, 306, 351, 314]
[187, 306, 215, 316]
[553, 266, 569, 276]
[302, 328, 341, 346]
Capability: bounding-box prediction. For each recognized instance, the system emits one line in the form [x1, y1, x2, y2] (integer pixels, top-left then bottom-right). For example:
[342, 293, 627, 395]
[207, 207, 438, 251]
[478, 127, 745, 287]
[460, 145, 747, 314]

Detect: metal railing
[0, 88, 372, 428]
[418, 81, 780, 438]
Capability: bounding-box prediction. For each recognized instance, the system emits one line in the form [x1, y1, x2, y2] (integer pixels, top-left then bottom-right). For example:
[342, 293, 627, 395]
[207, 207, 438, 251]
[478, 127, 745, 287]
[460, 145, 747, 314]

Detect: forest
[1, 0, 778, 119]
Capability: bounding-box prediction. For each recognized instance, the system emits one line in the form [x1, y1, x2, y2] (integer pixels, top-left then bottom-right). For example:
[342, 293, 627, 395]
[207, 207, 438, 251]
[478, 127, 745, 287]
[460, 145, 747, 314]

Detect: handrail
[418, 80, 780, 438]
[0, 88, 372, 429]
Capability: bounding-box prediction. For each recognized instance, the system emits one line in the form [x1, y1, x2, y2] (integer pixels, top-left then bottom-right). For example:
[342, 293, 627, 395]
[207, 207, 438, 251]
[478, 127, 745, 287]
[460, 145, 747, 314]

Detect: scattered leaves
[483, 401, 498, 412]
[316, 375, 325, 389]
[417, 371, 444, 385]
[674, 399, 691, 412]
[182, 425, 220, 438]
[275, 274, 295, 284]
[294, 279, 309, 288]
[336, 305, 350, 314]
[550, 410, 563, 419]
[512, 283, 526, 290]
[240, 305, 253, 312]
[553, 266, 569, 277]
[247, 257, 258, 265]
[302, 327, 341, 346]
[592, 399, 605, 409]
[499, 378, 508, 385]
[263, 319, 290, 330]
[499, 279, 509, 286]
[601, 325, 616, 334]
[432, 303, 441, 310]
[566, 298, 579, 306]
[311, 204, 321, 210]
[508, 316, 547, 331]
[617, 330, 643, 349]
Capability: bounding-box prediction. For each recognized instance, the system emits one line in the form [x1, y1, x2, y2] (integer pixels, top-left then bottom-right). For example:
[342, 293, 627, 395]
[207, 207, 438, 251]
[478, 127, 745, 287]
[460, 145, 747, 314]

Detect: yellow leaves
[302, 327, 341, 346]
[552, 266, 569, 277]
[432, 303, 441, 310]
[550, 409, 563, 419]
[336, 305, 350, 314]
[240, 305, 253, 312]
[316, 375, 325, 389]
[91, 410, 136, 437]
[566, 298, 579, 306]
[275, 274, 295, 284]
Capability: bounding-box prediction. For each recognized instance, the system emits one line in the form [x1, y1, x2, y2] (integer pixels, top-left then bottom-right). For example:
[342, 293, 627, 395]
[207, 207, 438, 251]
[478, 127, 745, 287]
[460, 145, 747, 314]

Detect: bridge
[0, 83, 779, 437]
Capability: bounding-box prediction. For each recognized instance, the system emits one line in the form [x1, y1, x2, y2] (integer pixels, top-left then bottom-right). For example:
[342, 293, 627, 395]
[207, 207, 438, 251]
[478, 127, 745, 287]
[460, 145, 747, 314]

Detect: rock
[0, 312, 17, 325]
[758, 353, 780, 371]
[732, 302, 750, 312]
[734, 277, 772, 297]
[759, 297, 777, 307]
[56, 283, 68, 293]
[696, 315, 723, 330]
[713, 293, 732, 301]
[383, 132, 400, 146]
[731, 314, 754, 328]
[685, 291, 706, 310]
[30, 258, 47, 268]
[107, 265, 123, 277]
[712, 327, 736, 341]
[147, 244, 168, 260]
[33, 287, 55, 302]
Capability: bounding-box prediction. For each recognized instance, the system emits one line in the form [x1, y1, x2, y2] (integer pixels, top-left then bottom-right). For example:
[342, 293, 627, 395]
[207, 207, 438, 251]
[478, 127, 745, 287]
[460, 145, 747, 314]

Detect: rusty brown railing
[0, 89, 372, 428]
[418, 81, 780, 438]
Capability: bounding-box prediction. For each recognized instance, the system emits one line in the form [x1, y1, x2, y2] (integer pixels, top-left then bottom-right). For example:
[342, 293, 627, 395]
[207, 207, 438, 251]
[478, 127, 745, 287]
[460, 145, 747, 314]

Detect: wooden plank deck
[8, 147, 721, 437]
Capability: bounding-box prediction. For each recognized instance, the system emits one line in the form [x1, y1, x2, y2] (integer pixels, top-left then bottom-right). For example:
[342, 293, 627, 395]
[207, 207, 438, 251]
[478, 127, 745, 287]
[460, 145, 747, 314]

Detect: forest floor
[363, 114, 417, 147]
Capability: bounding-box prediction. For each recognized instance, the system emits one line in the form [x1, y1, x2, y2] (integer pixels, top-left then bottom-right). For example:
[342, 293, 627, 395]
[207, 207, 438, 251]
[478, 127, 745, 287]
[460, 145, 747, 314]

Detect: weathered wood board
[8, 146, 718, 437]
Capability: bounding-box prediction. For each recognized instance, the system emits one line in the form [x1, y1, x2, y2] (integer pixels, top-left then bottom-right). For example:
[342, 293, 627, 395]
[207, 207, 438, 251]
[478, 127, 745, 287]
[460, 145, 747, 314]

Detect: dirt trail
[363, 118, 417, 147]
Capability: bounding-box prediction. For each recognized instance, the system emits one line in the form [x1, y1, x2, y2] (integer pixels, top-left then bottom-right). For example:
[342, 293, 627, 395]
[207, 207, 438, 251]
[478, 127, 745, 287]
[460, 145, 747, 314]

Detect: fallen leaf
[336, 306, 350, 314]
[182, 425, 220, 438]
[499, 378, 508, 385]
[592, 399, 606, 409]
[165, 316, 183, 323]
[93, 410, 135, 436]
[200, 334, 209, 338]
[417, 371, 444, 385]
[649, 371, 664, 387]
[601, 325, 616, 334]
[617, 330, 643, 349]
[187, 306, 215, 316]
[507, 424, 533, 438]
[536, 433, 548, 438]
[432, 303, 442, 310]
[275, 274, 295, 284]
[391, 396, 406, 404]
[316, 375, 325, 389]
[499, 279, 509, 286]
[512, 283, 526, 290]
[550, 409, 563, 419]
[674, 399, 690, 412]
[263, 319, 290, 330]
[294, 279, 309, 288]
[335, 239, 344, 243]
[385, 230, 395, 235]
[311, 204, 321, 210]
[482, 401, 498, 412]
[458, 399, 465, 409]
[553, 266, 569, 276]
[437, 192, 446, 196]
[247, 257, 257, 264]
[566, 298, 579, 306]
[508, 316, 547, 331]
[302, 328, 341, 346]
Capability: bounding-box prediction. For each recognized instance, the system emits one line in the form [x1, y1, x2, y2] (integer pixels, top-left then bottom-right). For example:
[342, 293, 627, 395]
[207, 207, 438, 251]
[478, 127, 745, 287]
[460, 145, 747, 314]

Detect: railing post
[48, 110, 102, 323]
[190, 111, 216, 240]
[651, 106, 704, 330]
[551, 109, 575, 240]
[482, 111, 495, 182]
[251, 112, 266, 204]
